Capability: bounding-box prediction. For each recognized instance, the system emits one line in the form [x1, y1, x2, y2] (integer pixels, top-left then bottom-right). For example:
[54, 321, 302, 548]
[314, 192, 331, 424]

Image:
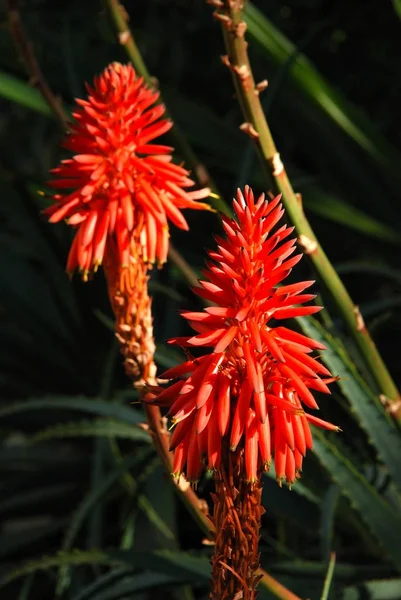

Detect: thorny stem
[212, 0, 401, 418]
[6, 0, 67, 128]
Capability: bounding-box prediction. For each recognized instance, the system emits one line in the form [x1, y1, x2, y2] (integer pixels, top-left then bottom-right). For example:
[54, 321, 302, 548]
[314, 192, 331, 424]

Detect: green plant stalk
[215, 0, 400, 415]
[106, 0, 229, 215]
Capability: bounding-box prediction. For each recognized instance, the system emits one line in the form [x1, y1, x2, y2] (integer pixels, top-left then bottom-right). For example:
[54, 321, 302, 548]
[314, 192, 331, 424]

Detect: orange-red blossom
[45, 62, 211, 278]
[147, 186, 339, 484]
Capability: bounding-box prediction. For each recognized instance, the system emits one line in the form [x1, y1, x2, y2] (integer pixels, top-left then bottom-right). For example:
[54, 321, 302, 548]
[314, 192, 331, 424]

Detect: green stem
[214, 0, 400, 415]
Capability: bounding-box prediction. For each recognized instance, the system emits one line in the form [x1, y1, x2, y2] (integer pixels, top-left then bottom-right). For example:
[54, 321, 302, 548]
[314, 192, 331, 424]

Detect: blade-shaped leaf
[29, 418, 150, 444]
[0, 396, 143, 425]
[0, 71, 53, 117]
[343, 577, 401, 600]
[312, 431, 401, 572]
[72, 571, 183, 600]
[298, 317, 401, 492]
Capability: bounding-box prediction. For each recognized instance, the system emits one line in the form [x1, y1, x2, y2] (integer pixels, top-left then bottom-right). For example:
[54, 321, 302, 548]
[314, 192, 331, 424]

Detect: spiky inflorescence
[147, 186, 338, 485]
[45, 62, 211, 279]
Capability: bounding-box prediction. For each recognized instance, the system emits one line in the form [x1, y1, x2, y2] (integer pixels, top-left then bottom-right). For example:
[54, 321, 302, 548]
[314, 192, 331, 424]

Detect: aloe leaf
[320, 485, 341, 562]
[17, 573, 34, 600]
[28, 418, 150, 444]
[56, 449, 154, 596]
[70, 568, 135, 600]
[262, 473, 320, 532]
[392, 0, 401, 20]
[0, 396, 143, 425]
[137, 495, 176, 542]
[312, 431, 401, 571]
[298, 317, 401, 493]
[0, 483, 76, 516]
[0, 520, 67, 559]
[335, 262, 401, 283]
[302, 187, 400, 244]
[0, 71, 53, 117]
[271, 560, 392, 580]
[0, 549, 120, 588]
[113, 549, 211, 581]
[343, 577, 401, 600]
[72, 571, 183, 600]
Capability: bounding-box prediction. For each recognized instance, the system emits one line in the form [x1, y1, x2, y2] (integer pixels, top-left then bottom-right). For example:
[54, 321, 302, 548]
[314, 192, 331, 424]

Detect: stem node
[297, 234, 318, 255]
[240, 122, 259, 139]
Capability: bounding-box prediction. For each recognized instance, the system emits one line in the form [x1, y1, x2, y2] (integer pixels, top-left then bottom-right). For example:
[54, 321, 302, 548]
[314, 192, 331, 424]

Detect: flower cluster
[45, 62, 210, 277]
[148, 186, 338, 484]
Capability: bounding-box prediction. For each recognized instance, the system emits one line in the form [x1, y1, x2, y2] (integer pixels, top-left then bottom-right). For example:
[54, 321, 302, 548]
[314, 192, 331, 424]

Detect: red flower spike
[45, 62, 211, 277]
[148, 186, 338, 484]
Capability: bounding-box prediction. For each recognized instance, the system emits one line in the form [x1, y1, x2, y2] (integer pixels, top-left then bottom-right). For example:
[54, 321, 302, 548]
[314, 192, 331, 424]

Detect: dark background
[0, 1, 400, 599]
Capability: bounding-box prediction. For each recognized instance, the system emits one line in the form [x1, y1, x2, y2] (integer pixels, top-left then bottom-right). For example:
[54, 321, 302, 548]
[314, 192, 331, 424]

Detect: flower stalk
[211, 0, 400, 417]
[148, 186, 338, 598]
[103, 238, 157, 386]
[211, 445, 264, 600]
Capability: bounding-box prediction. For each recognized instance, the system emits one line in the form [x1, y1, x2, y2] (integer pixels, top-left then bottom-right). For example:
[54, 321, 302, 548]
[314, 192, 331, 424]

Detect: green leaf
[312, 431, 401, 572]
[136, 495, 176, 542]
[114, 549, 211, 582]
[343, 577, 401, 600]
[0, 71, 53, 117]
[303, 187, 400, 244]
[29, 418, 150, 444]
[262, 473, 320, 532]
[17, 573, 34, 600]
[0, 520, 67, 559]
[334, 261, 401, 283]
[56, 449, 155, 596]
[0, 483, 77, 516]
[298, 317, 401, 492]
[0, 396, 143, 425]
[392, 0, 401, 20]
[271, 561, 393, 580]
[72, 571, 183, 600]
[320, 485, 341, 562]
[0, 549, 120, 588]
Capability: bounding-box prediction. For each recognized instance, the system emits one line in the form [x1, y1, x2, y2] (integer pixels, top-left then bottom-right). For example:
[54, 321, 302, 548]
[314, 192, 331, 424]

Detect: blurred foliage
[0, 1, 401, 599]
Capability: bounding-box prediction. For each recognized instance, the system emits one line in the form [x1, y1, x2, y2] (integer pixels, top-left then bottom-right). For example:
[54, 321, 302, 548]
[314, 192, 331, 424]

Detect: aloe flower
[45, 62, 210, 278]
[147, 186, 338, 598]
[149, 186, 338, 484]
